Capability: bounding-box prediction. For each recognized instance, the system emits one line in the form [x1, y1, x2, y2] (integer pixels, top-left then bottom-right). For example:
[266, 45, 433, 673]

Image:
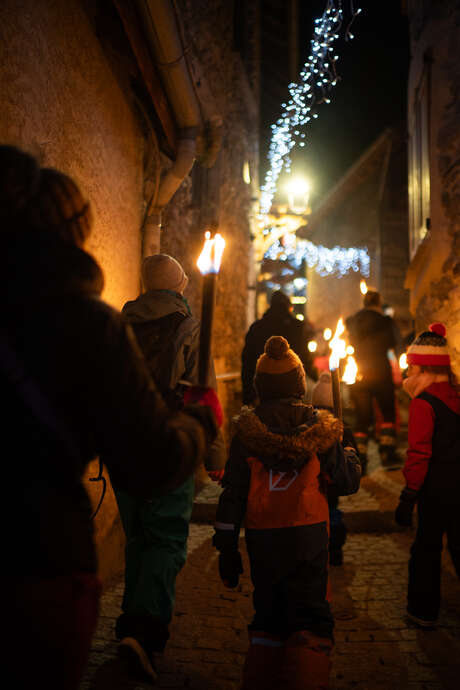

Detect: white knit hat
[407, 323, 450, 366]
[141, 254, 188, 293]
[312, 371, 333, 409]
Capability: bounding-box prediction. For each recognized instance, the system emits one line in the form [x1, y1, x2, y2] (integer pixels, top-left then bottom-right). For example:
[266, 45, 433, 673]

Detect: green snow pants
[114, 476, 194, 626]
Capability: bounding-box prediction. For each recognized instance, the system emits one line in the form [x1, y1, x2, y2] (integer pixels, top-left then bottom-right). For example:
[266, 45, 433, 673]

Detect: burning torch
[329, 318, 347, 419]
[196, 231, 226, 386]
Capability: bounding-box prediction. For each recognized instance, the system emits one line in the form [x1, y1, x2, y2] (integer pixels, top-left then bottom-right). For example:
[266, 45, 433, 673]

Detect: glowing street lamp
[323, 328, 332, 341]
[308, 340, 318, 353]
[286, 177, 311, 214]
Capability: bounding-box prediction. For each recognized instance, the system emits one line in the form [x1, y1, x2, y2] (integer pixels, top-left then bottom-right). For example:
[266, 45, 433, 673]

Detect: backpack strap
[0, 331, 106, 519]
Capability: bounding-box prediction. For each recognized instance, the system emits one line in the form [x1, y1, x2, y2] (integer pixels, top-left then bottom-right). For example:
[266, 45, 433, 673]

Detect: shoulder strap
[0, 332, 106, 519]
[417, 391, 460, 419]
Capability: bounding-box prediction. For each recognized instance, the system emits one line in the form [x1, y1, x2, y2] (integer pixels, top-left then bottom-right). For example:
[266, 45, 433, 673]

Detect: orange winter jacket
[214, 398, 361, 557]
[245, 453, 329, 529]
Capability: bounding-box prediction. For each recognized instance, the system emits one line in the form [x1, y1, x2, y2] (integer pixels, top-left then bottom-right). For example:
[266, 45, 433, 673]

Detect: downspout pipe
[143, 128, 198, 256]
[136, 0, 205, 255]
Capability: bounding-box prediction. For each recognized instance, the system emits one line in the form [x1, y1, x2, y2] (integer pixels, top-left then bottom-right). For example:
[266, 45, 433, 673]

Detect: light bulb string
[260, 1, 362, 217]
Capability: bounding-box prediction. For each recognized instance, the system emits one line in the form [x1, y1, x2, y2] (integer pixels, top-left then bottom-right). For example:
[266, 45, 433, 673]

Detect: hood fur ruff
[235, 407, 342, 469]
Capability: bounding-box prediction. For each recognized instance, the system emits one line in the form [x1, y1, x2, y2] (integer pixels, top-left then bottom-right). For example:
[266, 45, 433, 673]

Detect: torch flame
[342, 355, 358, 384]
[399, 352, 408, 370]
[360, 279, 368, 295]
[197, 231, 226, 275]
[329, 317, 347, 371]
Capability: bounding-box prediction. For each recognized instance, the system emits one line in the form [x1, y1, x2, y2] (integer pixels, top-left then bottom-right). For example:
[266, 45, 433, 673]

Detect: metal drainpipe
[143, 129, 198, 256]
[137, 0, 211, 256]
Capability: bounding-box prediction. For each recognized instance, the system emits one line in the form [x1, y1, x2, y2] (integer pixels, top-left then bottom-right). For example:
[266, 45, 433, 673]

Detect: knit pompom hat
[254, 336, 306, 401]
[141, 254, 188, 293]
[406, 322, 450, 366]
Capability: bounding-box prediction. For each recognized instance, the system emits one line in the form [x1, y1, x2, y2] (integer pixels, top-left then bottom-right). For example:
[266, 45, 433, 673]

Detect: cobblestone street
[81, 451, 460, 690]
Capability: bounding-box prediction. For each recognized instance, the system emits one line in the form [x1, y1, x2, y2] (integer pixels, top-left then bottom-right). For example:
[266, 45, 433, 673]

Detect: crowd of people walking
[3, 145, 459, 689]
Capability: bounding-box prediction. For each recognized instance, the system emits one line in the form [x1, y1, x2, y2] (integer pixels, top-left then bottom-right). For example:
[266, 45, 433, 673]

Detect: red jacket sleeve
[403, 397, 435, 491]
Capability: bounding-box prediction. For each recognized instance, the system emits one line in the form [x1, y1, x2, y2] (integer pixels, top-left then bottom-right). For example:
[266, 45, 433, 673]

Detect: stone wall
[0, 0, 146, 311]
[407, 1, 460, 371]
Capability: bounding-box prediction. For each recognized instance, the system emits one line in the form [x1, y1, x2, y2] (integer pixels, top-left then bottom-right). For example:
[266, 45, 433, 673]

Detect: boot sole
[118, 637, 158, 683]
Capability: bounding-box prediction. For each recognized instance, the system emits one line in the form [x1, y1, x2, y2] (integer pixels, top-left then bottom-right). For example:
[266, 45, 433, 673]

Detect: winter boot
[240, 631, 284, 690]
[354, 432, 368, 475]
[116, 613, 169, 684]
[280, 630, 332, 690]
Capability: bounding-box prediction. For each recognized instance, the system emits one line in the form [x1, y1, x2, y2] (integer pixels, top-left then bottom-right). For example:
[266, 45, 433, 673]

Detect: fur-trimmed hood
[234, 398, 342, 471]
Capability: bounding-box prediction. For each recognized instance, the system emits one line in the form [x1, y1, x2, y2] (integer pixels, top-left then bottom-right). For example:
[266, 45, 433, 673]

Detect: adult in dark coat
[1, 146, 216, 690]
[345, 289, 398, 470]
[241, 290, 317, 405]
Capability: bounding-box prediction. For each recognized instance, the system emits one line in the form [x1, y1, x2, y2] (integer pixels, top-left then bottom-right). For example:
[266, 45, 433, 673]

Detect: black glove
[218, 551, 243, 589]
[395, 487, 418, 527]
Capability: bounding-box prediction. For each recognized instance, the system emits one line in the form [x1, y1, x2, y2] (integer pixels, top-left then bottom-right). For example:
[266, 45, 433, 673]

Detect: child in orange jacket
[213, 336, 361, 690]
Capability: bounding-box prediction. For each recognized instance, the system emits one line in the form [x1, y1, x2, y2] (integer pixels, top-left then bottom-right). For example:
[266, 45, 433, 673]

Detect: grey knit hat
[141, 254, 188, 293]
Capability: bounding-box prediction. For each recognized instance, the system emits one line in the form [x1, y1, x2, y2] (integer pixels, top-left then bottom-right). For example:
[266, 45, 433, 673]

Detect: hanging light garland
[259, 1, 367, 279]
[260, 1, 362, 216]
[265, 237, 370, 278]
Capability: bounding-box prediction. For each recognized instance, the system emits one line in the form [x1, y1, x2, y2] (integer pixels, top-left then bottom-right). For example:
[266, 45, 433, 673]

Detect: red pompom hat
[406, 323, 451, 366]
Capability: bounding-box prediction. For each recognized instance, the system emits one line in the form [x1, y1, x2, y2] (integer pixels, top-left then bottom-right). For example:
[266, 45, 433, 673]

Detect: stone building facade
[405, 0, 460, 370]
[0, 0, 259, 582]
[298, 127, 411, 338]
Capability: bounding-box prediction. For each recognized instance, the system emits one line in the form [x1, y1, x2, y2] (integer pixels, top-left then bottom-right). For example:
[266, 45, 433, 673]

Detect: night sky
[261, 1, 410, 208]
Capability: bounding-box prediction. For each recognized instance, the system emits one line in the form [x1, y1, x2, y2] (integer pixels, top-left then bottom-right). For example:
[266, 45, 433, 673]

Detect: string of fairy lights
[260, 0, 369, 279]
[265, 237, 370, 278]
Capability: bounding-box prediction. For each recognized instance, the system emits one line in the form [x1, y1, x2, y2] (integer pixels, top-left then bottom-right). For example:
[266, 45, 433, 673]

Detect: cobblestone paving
[81, 465, 460, 690]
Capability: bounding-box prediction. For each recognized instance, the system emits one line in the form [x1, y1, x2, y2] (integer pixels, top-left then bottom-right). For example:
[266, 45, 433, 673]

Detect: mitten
[395, 487, 418, 527]
[218, 551, 243, 588]
[183, 386, 223, 427]
[208, 469, 225, 484]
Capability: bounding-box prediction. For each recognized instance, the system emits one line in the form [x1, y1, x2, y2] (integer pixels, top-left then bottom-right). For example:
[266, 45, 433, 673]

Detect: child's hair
[419, 364, 460, 392]
[32, 168, 93, 247]
[0, 145, 92, 247]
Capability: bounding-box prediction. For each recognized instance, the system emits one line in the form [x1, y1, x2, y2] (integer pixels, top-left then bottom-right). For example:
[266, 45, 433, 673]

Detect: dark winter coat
[345, 308, 396, 384]
[2, 229, 211, 577]
[214, 398, 361, 579]
[122, 289, 226, 470]
[241, 306, 317, 405]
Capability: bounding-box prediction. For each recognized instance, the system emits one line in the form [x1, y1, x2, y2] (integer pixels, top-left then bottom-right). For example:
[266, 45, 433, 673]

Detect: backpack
[130, 311, 194, 409]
